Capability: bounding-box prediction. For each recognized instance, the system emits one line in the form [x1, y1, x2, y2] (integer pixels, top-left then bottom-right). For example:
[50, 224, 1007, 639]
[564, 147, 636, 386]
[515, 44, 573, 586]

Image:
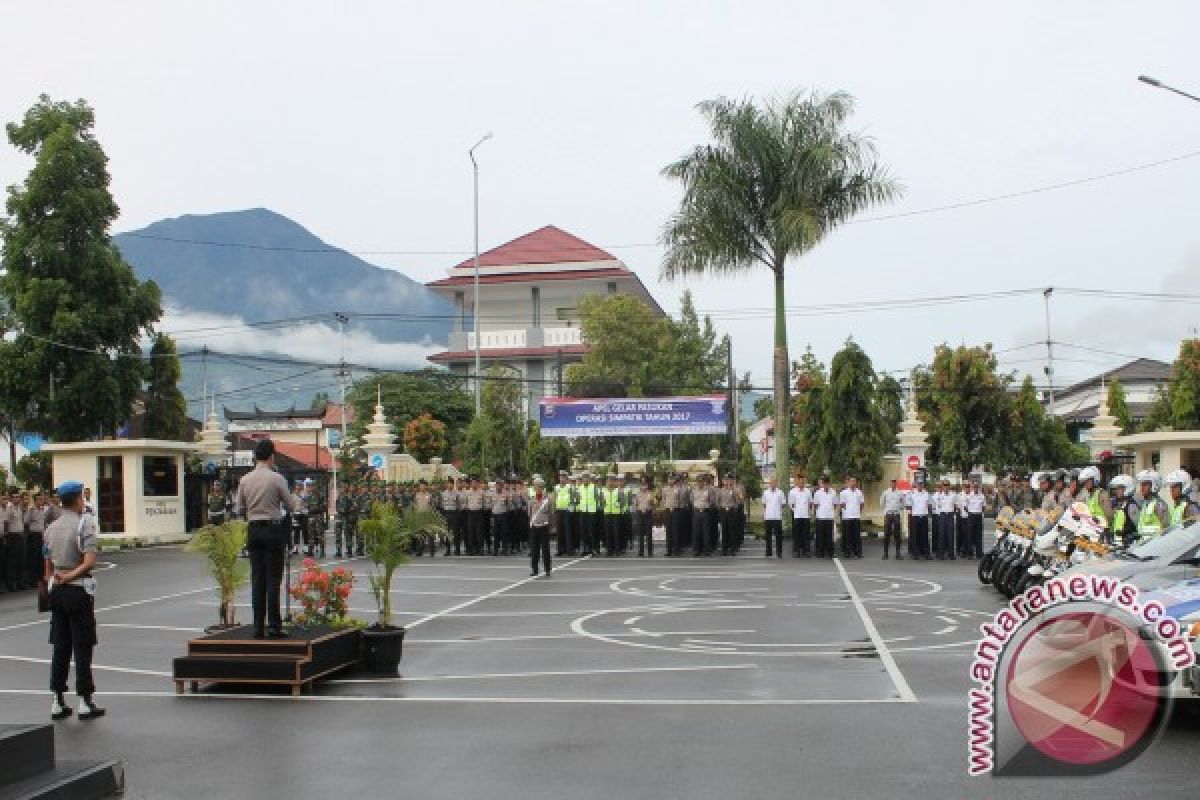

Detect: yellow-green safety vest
[580, 485, 597, 514]
[602, 487, 623, 514]
[1138, 498, 1164, 538]
[1170, 500, 1192, 526]
[1086, 489, 1107, 527]
[555, 485, 572, 510]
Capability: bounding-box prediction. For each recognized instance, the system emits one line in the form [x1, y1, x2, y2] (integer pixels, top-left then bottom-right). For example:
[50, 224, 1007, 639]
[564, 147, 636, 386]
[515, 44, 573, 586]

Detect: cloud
[157, 306, 443, 369]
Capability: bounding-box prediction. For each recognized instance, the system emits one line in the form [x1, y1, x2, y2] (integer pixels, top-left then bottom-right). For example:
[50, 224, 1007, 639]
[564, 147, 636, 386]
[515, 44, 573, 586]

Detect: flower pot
[361, 626, 406, 675]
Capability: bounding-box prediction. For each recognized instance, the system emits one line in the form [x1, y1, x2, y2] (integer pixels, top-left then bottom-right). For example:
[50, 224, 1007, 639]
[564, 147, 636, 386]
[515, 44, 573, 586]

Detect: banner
[538, 395, 728, 438]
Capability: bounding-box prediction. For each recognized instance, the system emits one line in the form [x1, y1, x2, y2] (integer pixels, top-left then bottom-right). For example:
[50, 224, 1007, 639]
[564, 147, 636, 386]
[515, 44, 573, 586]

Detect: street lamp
[1138, 74, 1200, 104]
[469, 132, 494, 416]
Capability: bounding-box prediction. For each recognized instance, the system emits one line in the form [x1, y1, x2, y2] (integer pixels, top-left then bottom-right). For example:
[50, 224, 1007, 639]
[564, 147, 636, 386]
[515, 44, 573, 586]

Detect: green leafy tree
[1, 96, 161, 441]
[1006, 376, 1046, 470]
[661, 90, 900, 490]
[460, 365, 526, 476]
[736, 426, 762, 498]
[1169, 339, 1200, 429]
[915, 344, 1013, 475]
[143, 333, 189, 440]
[790, 347, 827, 476]
[403, 413, 446, 462]
[1106, 378, 1133, 435]
[345, 370, 472, 452]
[806, 340, 888, 481]
[15, 450, 51, 488]
[524, 420, 572, 480]
[876, 374, 904, 446]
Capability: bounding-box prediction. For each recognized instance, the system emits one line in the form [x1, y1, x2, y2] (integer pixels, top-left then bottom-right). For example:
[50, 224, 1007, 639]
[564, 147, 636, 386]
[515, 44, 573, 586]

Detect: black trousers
[955, 515, 967, 555]
[555, 510, 569, 555]
[842, 518, 862, 557]
[49, 583, 96, 696]
[935, 514, 954, 558]
[491, 513, 508, 555]
[26, 530, 44, 587]
[530, 525, 551, 574]
[883, 513, 902, 557]
[764, 519, 783, 557]
[815, 519, 834, 558]
[467, 510, 483, 555]
[968, 512, 984, 557]
[692, 511, 709, 554]
[604, 514, 621, 555]
[620, 513, 632, 553]
[667, 508, 687, 555]
[3, 533, 26, 590]
[910, 515, 930, 558]
[247, 521, 285, 634]
[792, 517, 811, 556]
[719, 509, 737, 555]
[635, 510, 653, 556]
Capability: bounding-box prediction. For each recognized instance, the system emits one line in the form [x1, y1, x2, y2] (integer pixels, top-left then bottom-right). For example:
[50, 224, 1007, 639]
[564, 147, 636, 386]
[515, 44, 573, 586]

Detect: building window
[607, 282, 617, 295]
[454, 291, 465, 331]
[531, 287, 541, 328]
[143, 456, 179, 497]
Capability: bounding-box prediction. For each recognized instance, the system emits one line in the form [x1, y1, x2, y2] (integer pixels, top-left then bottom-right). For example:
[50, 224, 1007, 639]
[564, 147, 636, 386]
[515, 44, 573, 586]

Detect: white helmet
[1165, 469, 1191, 490]
[1109, 474, 1134, 494]
[1078, 466, 1102, 486]
[1031, 471, 1050, 490]
[1136, 469, 1161, 494]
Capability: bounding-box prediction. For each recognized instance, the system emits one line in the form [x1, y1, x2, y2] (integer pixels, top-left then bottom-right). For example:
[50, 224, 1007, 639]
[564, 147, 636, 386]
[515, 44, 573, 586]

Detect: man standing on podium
[234, 440, 301, 639]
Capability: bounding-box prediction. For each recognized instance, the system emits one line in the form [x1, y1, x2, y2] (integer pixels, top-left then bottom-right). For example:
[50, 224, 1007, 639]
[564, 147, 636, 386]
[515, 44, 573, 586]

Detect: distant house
[222, 403, 354, 470]
[425, 225, 663, 418]
[1048, 358, 1172, 442]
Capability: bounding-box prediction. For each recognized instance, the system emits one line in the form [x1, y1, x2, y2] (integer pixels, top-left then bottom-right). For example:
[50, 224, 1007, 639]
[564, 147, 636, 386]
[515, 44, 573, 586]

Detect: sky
[2, 0, 1199, 399]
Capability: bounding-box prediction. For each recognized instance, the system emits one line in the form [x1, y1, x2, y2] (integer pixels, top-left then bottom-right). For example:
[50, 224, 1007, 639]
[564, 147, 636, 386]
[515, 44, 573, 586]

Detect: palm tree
[661, 91, 900, 484]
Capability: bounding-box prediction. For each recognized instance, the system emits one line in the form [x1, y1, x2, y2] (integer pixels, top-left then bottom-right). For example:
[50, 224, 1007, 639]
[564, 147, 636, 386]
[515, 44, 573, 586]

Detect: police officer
[24, 491, 47, 591]
[812, 476, 836, 559]
[465, 477, 485, 555]
[528, 477, 553, 577]
[1134, 470, 1169, 541]
[880, 479, 905, 560]
[838, 476, 865, 559]
[1165, 470, 1200, 526]
[233, 440, 301, 639]
[906, 477, 932, 560]
[554, 471, 572, 556]
[933, 480, 955, 560]
[45, 480, 105, 720]
[602, 474, 624, 556]
[761, 476, 785, 559]
[208, 481, 228, 526]
[788, 474, 812, 557]
[1107, 474, 1137, 546]
[964, 481, 986, 558]
[691, 473, 716, 556]
[578, 472, 598, 556]
[2, 489, 26, 591]
[635, 474, 656, 557]
[662, 473, 680, 557]
[621, 474, 638, 554]
[440, 478, 462, 556]
[716, 474, 738, 556]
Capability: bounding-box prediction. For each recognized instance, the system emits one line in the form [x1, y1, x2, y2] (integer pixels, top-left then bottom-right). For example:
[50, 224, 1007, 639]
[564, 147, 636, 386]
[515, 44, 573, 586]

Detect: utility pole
[726, 337, 737, 461]
[556, 348, 564, 396]
[331, 313, 350, 538]
[1043, 288, 1055, 411]
[469, 132, 493, 416]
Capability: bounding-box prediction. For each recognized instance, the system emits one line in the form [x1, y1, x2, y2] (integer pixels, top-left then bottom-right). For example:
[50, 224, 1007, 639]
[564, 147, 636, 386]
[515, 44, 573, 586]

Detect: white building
[1049, 358, 1171, 442]
[426, 225, 662, 417]
[746, 416, 775, 477]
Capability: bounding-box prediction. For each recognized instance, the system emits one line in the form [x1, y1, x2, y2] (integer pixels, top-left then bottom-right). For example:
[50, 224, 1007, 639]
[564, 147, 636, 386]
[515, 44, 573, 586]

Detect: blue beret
[57, 480, 84, 497]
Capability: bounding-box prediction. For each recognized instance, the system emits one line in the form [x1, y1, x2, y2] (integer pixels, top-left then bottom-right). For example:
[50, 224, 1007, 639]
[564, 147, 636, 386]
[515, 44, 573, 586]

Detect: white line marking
[833, 558, 916, 703]
[405, 556, 589, 629]
[329, 664, 757, 684]
[0, 688, 914, 706]
[0, 654, 171, 678]
[100, 624, 202, 633]
[405, 629, 757, 644]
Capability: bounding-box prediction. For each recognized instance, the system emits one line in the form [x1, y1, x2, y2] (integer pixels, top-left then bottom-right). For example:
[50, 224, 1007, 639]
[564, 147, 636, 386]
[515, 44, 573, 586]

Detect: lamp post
[1138, 75, 1200, 104]
[469, 132, 494, 416]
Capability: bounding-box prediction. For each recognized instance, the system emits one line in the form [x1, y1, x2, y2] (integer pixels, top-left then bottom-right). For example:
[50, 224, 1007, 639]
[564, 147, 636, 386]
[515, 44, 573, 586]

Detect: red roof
[322, 403, 354, 428]
[429, 267, 631, 288]
[272, 441, 333, 470]
[450, 225, 616, 269]
[429, 344, 588, 363]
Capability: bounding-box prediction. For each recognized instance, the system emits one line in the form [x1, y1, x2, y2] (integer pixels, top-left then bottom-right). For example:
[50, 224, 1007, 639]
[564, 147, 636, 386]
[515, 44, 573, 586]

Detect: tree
[15, 450, 51, 488]
[736, 426, 762, 499]
[403, 413, 446, 462]
[524, 420, 573, 480]
[805, 340, 888, 482]
[661, 91, 899, 493]
[143, 333, 189, 440]
[1, 96, 161, 441]
[790, 347, 827, 475]
[1142, 339, 1200, 432]
[915, 344, 1012, 475]
[876, 374, 904, 446]
[345, 370, 472, 453]
[1106, 378, 1133, 435]
[1006, 376, 1045, 470]
[460, 365, 526, 477]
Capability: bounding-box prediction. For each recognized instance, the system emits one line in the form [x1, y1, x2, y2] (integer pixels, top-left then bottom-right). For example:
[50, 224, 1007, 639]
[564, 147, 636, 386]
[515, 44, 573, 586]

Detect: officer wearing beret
[45, 480, 105, 720]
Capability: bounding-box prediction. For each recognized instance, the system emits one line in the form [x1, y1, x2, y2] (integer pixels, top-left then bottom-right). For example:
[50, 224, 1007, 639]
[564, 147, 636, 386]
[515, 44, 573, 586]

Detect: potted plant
[186, 520, 250, 632]
[289, 558, 358, 629]
[358, 502, 446, 674]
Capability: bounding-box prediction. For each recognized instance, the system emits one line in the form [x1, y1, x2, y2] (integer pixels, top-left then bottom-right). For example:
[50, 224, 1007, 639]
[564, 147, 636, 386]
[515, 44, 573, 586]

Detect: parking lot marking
[0, 688, 915, 706]
[833, 558, 917, 703]
[405, 555, 590, 629]
[0, 653, 171, 678]
[329, 663, 758, 684]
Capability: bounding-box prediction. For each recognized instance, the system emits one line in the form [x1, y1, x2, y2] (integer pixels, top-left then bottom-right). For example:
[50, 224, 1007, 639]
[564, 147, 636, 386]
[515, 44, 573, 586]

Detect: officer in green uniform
[602, 474, 624, 556]
[1165, 470, 1199, 526]
[1107, 474, 1137, 546]
[1134, 470, 1169, 541]
[45, 480, 105, 721]
[554, 471, 573, 556]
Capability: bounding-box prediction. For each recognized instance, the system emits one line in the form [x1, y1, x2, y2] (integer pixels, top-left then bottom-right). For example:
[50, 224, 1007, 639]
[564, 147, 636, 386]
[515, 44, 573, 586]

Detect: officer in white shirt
[812, 476, 837, 559]
[953, 482, 968, 557]
[838, 476, 866, 558]
[906, 478, 932, 560]
[934, 480, 955, 560]
[964, 481, 986, 558]
[788, 475, 813, 558]
[880, 479, 906, 560]
[761, 477, 786, 559]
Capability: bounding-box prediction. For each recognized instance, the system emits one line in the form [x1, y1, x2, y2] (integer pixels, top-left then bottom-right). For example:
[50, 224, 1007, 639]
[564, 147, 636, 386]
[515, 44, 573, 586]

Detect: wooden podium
[173, 625, 362, 696]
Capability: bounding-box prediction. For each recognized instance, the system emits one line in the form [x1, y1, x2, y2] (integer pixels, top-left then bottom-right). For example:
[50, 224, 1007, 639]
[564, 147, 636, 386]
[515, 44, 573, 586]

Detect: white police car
[1140, 578, 1200, 700]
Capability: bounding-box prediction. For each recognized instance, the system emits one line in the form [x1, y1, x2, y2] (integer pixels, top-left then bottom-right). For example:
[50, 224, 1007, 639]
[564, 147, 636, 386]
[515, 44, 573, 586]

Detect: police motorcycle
[990, 509, 1048, 597]
[1015, 502, 1110, 596]
[978, 505, 1017, 584]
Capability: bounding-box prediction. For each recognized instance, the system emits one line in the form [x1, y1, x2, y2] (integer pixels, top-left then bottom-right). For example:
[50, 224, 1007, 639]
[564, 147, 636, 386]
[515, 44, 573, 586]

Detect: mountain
[114, 208, 452, 344]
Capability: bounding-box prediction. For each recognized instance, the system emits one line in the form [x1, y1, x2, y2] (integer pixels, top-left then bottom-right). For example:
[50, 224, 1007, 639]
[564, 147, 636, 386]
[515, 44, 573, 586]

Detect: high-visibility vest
[1138, 498, 1164, 539]
[602, 487, 623, 514]
[1086, 489, 1107, 527]
[1112, 504, 1127, 535]
[555, 485, 571, 511]
[1170, 500, 1190, 526]
[580, 485, 597, 514]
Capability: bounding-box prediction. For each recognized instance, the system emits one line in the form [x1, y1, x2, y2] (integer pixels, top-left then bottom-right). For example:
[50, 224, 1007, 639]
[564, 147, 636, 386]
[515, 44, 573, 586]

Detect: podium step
[0, 759, 123, 800]
[0, 725, 54, 787]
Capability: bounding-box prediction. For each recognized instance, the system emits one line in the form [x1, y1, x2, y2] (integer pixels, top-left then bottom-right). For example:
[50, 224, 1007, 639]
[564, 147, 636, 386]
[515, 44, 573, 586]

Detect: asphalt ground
[1, 528, 1198, 799]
